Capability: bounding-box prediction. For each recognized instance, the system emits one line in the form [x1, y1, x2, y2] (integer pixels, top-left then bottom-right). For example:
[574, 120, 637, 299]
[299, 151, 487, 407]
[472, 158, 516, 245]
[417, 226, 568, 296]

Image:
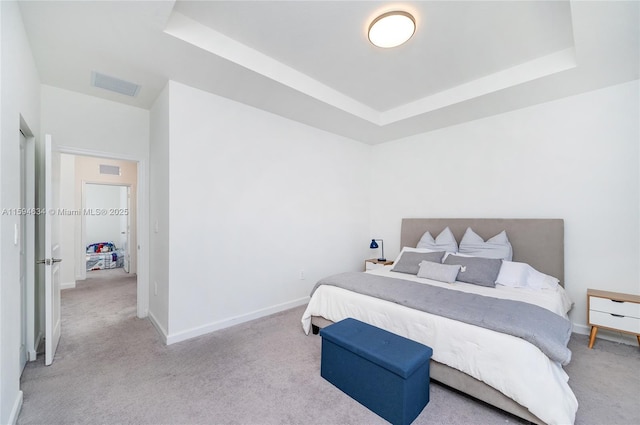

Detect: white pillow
[496, 260, 559, 290]
[459, 227, 512, 261]
[495, 261, 529, 288]
[442, 251, 472, 261]
[416, 227, 458, 253]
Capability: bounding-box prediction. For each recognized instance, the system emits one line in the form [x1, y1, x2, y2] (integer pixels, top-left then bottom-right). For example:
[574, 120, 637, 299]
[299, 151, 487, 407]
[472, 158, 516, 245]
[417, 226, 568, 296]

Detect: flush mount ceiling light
[368, 11, 416, 48]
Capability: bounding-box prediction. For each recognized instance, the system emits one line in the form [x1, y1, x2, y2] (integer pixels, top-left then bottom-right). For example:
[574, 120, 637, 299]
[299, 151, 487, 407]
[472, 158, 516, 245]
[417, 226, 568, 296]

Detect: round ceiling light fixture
[368, 11, 416, 48]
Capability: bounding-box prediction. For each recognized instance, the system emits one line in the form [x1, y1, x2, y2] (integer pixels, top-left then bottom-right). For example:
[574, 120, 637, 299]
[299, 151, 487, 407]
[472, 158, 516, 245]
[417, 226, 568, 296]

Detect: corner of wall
[7, 391, 23, 425]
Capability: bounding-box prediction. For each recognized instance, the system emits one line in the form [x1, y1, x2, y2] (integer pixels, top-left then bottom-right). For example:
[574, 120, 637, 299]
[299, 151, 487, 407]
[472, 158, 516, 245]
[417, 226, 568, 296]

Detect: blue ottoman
[320, 318, 432, 425]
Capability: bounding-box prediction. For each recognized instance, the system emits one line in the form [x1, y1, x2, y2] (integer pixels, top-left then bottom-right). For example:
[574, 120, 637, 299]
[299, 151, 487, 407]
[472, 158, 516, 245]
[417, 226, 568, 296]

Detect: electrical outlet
[154, 281, 158, 296]
[299, 270, 305, 280]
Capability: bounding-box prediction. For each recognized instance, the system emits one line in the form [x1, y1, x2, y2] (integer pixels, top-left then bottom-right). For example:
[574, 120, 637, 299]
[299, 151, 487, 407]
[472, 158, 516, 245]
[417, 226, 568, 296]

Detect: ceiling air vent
[99, 164, 121, 176]
[91, 71, 141, 97]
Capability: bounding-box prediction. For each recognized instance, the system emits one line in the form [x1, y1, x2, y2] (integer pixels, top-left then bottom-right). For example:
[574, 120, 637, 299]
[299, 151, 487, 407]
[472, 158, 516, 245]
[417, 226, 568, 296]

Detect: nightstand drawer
[587, 288, 640, 348]
[589, 310, 640, 334]
[590, 296, 640, 318]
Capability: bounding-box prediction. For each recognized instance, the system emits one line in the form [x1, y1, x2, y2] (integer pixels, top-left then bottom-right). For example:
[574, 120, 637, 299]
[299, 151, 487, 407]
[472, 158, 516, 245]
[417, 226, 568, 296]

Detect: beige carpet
[18, 268, 640, 424]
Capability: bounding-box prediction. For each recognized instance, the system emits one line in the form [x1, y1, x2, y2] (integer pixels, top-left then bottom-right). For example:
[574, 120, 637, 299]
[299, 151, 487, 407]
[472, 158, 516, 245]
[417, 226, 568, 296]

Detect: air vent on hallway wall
[99, 164, 121, 176]
[91, 71, 141, 97]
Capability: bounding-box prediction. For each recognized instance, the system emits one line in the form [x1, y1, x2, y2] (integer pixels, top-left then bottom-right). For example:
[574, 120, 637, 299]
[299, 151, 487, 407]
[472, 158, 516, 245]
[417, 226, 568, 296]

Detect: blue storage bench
[320, 318, 433, 425]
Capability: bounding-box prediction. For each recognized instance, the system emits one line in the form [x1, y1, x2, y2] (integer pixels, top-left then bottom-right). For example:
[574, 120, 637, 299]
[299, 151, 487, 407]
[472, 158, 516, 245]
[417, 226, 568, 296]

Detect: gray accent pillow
[417, 260, 461, 283]
[443, 254, 501, 287]
[391, 251, 445, 275]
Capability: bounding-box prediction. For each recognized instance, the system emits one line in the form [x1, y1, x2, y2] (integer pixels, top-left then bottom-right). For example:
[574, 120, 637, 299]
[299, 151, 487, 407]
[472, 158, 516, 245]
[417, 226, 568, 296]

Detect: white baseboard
[28, 348, 37, 362]
[28, 331, 40, 361]
[8, 390, 23, 425]
[147, 310, 168, 344]
[60, 281, 76, 290]
[31, 330, 44, 361]
[572, 322, 638, 346]
[165, 297, 310, 345]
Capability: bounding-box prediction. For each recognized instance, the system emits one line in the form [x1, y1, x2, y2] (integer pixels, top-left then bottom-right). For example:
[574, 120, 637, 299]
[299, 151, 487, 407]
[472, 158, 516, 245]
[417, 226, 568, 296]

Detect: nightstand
[587, 288, 640, 348]
[365, 258, 393, 271]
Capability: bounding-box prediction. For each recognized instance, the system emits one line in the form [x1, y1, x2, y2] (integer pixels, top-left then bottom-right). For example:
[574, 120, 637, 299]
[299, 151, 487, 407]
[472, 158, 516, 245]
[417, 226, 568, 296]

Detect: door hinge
[37, 258, 62, 265]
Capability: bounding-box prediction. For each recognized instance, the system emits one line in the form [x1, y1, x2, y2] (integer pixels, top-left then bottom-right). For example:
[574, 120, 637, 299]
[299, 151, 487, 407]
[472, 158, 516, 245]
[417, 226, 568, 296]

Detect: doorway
[29, 144, 148, 366]
[55, 147, 148, 321]
[53, 154, 139, 361]
[56, 154, 139, 286]
[83, 183, 132, 276]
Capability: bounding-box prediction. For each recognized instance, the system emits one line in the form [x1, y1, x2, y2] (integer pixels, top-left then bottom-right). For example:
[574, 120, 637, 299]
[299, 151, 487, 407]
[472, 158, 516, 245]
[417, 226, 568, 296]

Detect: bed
[86, 242, 124, 271]
[301, 218, 577, 425]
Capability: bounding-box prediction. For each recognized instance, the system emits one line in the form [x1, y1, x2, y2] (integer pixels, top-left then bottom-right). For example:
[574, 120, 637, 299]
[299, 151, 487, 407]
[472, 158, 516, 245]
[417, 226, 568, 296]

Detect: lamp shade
[370, 239, 379, 249]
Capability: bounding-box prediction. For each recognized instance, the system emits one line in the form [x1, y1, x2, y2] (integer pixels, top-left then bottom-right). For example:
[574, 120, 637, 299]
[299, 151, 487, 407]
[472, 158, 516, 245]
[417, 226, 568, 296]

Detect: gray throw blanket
[311, 272, 572, 365]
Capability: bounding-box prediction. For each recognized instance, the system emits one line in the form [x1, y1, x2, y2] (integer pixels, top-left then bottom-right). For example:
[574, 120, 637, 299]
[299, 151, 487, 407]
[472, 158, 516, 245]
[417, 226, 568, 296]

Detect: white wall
[40, 85, 149, 159]
[148, 83, 170, 336]
[154, 81, 372, 343]
[0, 1, 41, 423]
[370, 80, 640, 341]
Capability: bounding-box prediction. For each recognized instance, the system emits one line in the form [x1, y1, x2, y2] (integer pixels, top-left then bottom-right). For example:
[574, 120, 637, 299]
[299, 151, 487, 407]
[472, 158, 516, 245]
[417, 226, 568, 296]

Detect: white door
[119, 186, 131, 273]
[19, 131, 28, 371]
[43, 135, 62, 366]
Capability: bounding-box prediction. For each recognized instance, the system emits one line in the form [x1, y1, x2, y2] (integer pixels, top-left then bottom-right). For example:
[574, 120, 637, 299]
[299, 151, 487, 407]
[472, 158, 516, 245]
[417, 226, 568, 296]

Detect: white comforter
[301, 266, 578, 425]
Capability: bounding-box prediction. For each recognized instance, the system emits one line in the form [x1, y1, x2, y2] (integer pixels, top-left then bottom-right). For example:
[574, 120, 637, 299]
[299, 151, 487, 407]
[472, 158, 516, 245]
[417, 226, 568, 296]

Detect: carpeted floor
[18, 269, 640, 425]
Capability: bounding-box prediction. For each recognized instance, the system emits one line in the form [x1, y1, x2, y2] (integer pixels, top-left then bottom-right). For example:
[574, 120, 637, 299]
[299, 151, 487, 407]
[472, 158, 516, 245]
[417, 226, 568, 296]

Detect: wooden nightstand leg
[588, 326, 598, 349]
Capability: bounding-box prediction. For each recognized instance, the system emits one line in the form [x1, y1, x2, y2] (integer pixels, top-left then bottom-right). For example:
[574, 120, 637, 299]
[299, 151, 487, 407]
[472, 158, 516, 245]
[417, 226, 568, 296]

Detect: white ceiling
[18, 1, 640, 144]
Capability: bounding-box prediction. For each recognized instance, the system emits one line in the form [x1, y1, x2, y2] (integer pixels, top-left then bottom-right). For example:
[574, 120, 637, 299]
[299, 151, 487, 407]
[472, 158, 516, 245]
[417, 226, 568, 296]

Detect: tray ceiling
[18, 1, 640, 144]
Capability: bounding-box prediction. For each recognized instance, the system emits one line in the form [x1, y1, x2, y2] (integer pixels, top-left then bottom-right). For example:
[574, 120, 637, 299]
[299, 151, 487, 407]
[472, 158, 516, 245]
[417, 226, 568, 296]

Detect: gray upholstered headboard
[400, 218, 564, 286]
